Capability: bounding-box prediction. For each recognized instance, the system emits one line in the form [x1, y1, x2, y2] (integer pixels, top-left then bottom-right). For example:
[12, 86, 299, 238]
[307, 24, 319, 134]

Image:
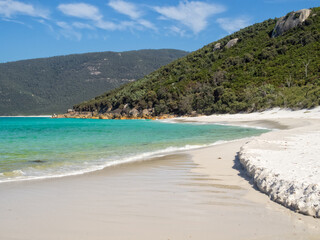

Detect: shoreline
[178, 107, 320, 218]
[0, 137, 265, 184]
[0, 118, 266, 184]
[1, 108, 320, 239]
[1, 145, 320, 240]
[0, 139, 243, 184]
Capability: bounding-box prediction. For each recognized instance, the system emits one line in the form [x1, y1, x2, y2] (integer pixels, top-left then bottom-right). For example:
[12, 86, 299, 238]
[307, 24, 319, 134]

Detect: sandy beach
[179, 107, 320, 218]
[1, 108, 320, 239]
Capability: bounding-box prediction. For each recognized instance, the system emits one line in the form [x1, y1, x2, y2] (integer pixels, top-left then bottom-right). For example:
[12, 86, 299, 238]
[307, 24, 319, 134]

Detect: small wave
[160, 118, 274, 130]
[211, 122, 274, 130]
[1, 170, 25, 177]
[0, 139, 248, 184]
[159, 119, 211, 125]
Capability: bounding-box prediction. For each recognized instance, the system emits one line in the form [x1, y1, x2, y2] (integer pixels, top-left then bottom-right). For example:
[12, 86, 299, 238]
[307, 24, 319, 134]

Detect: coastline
[0, 108, 319, 239]
[177, 107, 320, 218]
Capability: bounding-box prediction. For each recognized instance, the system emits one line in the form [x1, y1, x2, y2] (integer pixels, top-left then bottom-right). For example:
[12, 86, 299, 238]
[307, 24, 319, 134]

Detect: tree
[302, 59, 311, 78]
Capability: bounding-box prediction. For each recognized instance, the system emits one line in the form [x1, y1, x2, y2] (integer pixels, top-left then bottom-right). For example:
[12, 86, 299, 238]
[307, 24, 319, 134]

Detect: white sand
[1, 108, 320, 239]
[179, 107, 320, 218]
[1, 141, 320, 240]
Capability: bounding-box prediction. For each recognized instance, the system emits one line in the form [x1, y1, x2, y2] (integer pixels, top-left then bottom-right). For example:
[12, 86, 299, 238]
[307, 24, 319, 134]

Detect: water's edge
[0, 118, 268, 184]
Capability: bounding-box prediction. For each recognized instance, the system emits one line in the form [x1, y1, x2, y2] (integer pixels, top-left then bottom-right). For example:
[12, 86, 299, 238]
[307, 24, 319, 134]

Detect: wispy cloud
[56, 21, 82, 40]
[57, 3, 102, 21]
[168, 25, 187, 37]
[57, 3, 120, 31]
[2, 17, 29, 26]
[108, 0, 141, 19]
[0, 0, 49, 19]
[217, 16, 251, 34]
[0, 0, 249, 42]
[72, 22, 95, 30]
[108, 0, 156, 30]
[56, 2, 145, 40]
[95, 20, 119, 30]
[154, 1, 225, 34]
[137, 19, 155, 30]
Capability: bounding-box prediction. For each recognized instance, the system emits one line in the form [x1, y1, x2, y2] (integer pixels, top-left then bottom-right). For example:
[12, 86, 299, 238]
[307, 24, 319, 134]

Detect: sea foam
[0, 139, 250, 184]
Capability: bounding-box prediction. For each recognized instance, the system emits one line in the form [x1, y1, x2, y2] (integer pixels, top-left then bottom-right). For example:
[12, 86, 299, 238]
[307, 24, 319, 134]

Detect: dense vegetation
[75, 7, 320, 117]
[0, 49, 187, 115]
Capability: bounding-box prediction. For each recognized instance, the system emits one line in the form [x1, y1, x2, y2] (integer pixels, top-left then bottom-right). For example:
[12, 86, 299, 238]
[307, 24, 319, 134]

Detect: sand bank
[179, 107, 320, 218]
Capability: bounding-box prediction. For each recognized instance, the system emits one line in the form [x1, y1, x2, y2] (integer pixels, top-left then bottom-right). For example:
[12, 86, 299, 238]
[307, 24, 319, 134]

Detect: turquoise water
[0, 117, 268, 182]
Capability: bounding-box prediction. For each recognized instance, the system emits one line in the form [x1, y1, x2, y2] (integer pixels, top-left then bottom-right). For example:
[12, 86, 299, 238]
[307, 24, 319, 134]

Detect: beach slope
[0, 108, 320, 239]
[180, 107, 320, 218]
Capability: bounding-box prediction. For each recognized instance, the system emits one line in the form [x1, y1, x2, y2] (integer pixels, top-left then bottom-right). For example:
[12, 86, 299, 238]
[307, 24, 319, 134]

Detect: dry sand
[179, 107, 320, 218]
[1, 108, 320, 239]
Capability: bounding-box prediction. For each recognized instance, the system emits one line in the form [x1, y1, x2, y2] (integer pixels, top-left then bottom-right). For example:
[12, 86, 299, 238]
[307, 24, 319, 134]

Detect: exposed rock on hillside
[213, 43, 221, 51]
[272, 9, 311, 37]
[225, 38, 239, 48]
[129, 108, 139, 118]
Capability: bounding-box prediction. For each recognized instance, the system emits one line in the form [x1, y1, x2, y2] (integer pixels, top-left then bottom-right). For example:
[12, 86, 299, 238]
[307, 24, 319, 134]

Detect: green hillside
[74, 7, 320, 118]
[0, 49, 187, 115]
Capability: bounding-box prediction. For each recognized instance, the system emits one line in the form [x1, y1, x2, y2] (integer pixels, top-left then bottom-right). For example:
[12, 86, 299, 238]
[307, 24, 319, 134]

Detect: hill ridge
[0, 49, 187, 115]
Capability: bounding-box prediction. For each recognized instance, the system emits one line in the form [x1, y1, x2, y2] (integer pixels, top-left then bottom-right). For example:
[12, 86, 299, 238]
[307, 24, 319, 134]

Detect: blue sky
[0, 0, 317, 62]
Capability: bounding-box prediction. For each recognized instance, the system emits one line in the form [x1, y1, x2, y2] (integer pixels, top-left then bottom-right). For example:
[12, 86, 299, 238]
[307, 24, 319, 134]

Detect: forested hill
[0, 49, 187, 115]
[74, 7, 320, 119]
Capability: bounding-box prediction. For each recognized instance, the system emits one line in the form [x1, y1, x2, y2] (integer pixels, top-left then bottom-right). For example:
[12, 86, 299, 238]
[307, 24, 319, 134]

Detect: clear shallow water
[0, 117, 268, 182]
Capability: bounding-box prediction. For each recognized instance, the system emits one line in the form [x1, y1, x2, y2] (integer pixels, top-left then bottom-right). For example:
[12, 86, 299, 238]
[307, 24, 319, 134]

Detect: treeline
[0, 49, 187, 115]
[75, 7, 320, 116]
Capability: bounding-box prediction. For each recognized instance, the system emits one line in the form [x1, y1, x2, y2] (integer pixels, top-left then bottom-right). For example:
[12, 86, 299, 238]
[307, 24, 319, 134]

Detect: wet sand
[1, 147, 319, 239]
[1, 111, 320, 239]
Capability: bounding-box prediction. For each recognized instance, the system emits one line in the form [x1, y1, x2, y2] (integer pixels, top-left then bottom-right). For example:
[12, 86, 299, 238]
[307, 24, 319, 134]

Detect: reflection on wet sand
[0, 148, 319, 240]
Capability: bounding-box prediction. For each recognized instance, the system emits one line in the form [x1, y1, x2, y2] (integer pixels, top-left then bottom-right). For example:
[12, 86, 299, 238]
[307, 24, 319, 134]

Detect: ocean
[0, 117, 268, 183]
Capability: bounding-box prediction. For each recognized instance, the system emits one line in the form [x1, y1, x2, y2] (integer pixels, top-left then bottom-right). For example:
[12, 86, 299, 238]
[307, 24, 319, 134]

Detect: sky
[0, 0, 318, 63]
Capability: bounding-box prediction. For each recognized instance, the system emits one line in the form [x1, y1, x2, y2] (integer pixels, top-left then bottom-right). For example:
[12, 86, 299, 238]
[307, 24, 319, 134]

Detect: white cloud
[2, 17, 28, 26]
[108, 0, 141, 19]
[95, 20, 118, 30]
[72, 22, 95, 30]
[58, 3, 102, 21]
[56, 21, 82, 40]
[58, 3, 123, 31]
[0, 0, 49, 19]
[169, 25, 186, 37]
[38, 19, 55, 35]
[137, 19, 156, 30]
[217, 16, 251, 34]
[56, 21, 69, 29]
[154, 1, 225, 34]
[108, 0, 156, 30]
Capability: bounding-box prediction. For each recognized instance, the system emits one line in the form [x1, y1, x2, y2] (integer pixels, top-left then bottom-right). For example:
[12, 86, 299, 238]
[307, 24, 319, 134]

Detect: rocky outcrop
[52, 107, 202, 120]
[272, 9, 311, 37]
[142, 108, 154, 118]
[212, 39, 238, 51]
[53, 107, 175, 120]
[225, 38, 239, 49]
[129, 108, 139, 118]
[213, 43, 221, 51]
